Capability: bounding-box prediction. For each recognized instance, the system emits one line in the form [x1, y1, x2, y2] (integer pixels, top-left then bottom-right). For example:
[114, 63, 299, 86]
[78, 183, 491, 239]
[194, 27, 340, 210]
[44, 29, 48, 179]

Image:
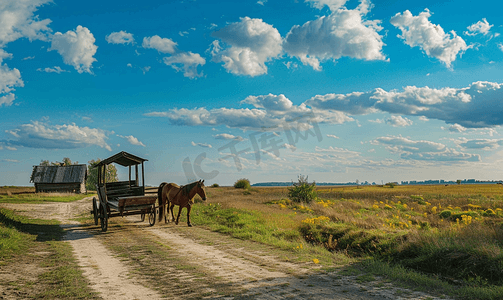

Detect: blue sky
[1, 0, 503, 186]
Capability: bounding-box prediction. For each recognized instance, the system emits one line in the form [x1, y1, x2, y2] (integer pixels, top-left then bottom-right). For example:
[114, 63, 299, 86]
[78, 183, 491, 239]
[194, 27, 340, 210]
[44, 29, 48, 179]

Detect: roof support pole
[129, 165, 132, 188]
[135, 164, 139, 187]
[141, 162, 145, 189]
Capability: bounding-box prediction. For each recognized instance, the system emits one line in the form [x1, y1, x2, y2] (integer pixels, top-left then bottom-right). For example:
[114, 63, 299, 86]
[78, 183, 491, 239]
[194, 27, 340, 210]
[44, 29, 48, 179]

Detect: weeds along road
[1, 197, 452, 300]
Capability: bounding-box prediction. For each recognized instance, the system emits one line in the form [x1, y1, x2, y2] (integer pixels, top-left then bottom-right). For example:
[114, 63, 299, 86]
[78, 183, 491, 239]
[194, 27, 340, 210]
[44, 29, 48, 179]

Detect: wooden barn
[30, 164, 87, 194]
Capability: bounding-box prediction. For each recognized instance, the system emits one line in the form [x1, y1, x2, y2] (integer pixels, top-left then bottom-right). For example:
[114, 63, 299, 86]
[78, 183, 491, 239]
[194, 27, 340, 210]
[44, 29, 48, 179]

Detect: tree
[62, 157, 75, 166]
[40, 157, 78, 166]
[86, 159, 118, 191]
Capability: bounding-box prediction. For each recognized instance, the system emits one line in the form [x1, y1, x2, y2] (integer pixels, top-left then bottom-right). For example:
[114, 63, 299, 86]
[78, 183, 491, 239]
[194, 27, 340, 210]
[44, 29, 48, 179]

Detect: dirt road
[1, 198, 452, 299]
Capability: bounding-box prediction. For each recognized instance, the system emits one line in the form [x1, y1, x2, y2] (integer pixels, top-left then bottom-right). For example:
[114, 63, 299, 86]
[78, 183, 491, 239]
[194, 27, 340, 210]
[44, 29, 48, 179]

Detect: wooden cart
[91, 151, 157, 232]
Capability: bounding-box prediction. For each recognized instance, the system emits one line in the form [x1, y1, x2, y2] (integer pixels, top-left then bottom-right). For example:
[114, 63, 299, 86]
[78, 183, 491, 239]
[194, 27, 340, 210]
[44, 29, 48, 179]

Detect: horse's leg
[170, 204, 176, 222]
[187, 205, 192, 227]
[164, 200, 169, 223]
[176, 206, 182, 225]
[159, 195, 164, 223]
[157, 186, 164, 223]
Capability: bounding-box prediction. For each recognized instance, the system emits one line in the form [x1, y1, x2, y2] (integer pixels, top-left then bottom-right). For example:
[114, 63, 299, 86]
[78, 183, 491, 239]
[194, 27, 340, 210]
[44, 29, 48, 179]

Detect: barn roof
[30, 164, 87, 184]
[95, 151, 147, 167]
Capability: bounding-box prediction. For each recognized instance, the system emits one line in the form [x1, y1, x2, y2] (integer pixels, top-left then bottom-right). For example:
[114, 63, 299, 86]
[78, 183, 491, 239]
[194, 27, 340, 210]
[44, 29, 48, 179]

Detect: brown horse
[157, 180, 207, 227]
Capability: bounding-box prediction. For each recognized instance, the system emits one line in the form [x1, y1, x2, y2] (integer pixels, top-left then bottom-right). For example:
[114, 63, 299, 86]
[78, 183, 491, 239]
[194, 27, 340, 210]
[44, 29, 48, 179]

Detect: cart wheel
[100, 204, 108, 232]
[141, 212, 145, 222]
[148, 206, 156, 226]
[93, 197, 99, 225]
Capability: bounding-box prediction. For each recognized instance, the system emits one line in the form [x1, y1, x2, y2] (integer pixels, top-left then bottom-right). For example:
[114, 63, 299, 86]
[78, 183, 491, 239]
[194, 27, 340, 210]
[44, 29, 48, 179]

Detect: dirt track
[0, 198, 452, 299]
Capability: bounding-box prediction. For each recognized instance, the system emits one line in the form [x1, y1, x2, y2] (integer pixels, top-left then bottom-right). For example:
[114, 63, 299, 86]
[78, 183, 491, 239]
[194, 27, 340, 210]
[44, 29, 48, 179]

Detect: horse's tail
[158, 182, 168, 222]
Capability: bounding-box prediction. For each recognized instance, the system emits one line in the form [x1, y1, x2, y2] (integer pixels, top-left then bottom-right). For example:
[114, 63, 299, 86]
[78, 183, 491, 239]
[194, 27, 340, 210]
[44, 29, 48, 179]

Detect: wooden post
[135, 164, 139, 187]
[141, 162, 145, 188]
[97, 165, 101, 188]
[103, 165, 107, 186]
[129, 165, 131, 188]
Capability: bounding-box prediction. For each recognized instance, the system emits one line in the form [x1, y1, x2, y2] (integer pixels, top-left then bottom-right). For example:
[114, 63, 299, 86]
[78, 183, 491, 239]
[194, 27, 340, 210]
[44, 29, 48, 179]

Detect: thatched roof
[30, 164, 87, 184]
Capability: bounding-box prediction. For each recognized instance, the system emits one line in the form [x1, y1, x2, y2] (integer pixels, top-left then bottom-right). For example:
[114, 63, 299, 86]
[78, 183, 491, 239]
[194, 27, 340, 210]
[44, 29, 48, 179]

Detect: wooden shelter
[30, 164, 87, 193]
[91, 151, 156, 231]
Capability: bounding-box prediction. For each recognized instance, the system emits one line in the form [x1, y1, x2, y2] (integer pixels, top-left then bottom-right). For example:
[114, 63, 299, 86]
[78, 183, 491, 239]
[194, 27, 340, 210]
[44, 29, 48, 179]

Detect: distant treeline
[253, 180, 503, 187]
[252, 182, 360, 187]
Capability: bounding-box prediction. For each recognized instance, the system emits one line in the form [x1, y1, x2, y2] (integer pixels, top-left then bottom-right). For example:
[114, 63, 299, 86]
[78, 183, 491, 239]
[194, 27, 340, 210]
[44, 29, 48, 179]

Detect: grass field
[0, 208, 96, 298]
[2, 184, 502, 299]
[185, 184, 503, 299]
[0, 188, 95, 204]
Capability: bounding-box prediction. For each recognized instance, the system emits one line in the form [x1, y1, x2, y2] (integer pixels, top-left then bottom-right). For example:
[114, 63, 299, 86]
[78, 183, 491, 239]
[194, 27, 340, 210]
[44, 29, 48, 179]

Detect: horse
[157, 180, 207, 227]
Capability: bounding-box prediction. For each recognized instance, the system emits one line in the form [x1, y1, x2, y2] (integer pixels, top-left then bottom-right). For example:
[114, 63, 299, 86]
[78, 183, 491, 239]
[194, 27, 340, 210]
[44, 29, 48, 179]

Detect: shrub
[234, 178, 251, 189]
[211, 183, 220, 187]
[439, 210, 452, 219]
[288, 175, 317, 204]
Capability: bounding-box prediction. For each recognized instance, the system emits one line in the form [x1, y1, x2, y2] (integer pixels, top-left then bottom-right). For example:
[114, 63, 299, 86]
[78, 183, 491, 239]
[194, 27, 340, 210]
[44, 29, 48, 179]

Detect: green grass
[0, 220, 34, 260]
[0, 208, 96, 299]
[38, 241, 97, 299]
[190, 203, 352, 266]
[0, 193, 95, 204]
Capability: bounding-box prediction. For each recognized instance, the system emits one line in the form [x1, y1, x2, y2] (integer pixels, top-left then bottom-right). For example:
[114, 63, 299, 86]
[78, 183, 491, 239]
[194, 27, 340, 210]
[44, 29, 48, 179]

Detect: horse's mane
[182, 181, 198, 196]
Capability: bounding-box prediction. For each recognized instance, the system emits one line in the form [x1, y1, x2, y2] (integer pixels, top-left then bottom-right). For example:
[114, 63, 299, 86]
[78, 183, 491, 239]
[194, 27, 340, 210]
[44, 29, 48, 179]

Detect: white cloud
[5, 121, 112, 151]
[373, 81, 503, 128]
[305, 0, 348, 12]
[163, 52, 205, 78]
[49, 26, 98, 74]
[454, 137, 503, 151]
[306, 91, 377, 115]
[315, 146, 360, 157]
[372, 135, 480, 162]
[191, 141, 212, 148]
[308, 81, 503, 128]
[242, 94, 298, 113]
[0, 94, 16, 107]
[213, 133, 244, 141]
[141, 66, 151, 74]
[148, 81, 503, 131]
[146, 93, 352, 131]
[211, 17, 282, 76]
[1, 159, 19, 162]
[283, 0, 386, 71]
[106, 31, 135, 44]
[36, 66, 68, 73]
[257, 0, 268, 5]
[465, 18, 493, 36]
[117, 135, 145, 147]
[0, 1, 52, 106]
[0, 0, 52, 46]
[0, 50, 24, 106]
[498, 43, 503, 52]
[284, 61, 298, 70]
[142, 35, 177, 54]
[386, 115, 413, 127]
[446, 123, 466, 133]
[327, 134, 339, 139]
[368, 118, 384, 123]
[390, 9, 468, 68]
